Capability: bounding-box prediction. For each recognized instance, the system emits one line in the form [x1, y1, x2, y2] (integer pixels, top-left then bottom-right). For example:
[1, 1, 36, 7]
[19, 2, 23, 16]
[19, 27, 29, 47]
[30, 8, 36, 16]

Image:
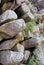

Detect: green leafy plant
[26, 55, 43, 65]
[42, 33, 44, 37]
[23, 20, 36, 37]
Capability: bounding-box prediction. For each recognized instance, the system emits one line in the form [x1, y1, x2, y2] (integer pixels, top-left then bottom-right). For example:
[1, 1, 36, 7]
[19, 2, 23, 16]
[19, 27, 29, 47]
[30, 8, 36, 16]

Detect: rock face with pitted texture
[0, 51, 24, 65]
[0, 10, 17, 22]
[0, 37, 23, 50]
[34, 46, 44, 65]
[0, 19, 26, 39]
[15, 44, 24, 53]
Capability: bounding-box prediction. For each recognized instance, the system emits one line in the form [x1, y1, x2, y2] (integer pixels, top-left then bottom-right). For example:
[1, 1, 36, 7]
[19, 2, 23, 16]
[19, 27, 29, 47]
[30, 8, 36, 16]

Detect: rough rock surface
[16, 44, 24, 53]
[24, 50, 30, 61]
[0, 51, 24, 65]
[1, 10, 17, 22]
[0, 19, 26, 38]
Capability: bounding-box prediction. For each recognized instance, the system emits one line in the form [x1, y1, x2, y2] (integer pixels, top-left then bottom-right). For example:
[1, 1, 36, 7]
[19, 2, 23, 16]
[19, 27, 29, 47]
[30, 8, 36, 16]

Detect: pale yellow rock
[0, 37, 23, 50]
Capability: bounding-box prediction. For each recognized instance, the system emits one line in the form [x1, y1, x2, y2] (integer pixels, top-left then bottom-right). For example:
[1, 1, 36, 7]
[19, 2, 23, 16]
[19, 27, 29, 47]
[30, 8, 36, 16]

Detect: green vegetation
[26, 55, 43, 65]
[25, 20, 36, 32]
[42, 33, 44, 37]
[23, 20, 36, 37]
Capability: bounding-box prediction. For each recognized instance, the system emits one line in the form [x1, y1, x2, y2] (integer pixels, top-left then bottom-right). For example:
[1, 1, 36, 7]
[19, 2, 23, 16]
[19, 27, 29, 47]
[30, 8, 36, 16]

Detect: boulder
[0, 51, 24, 65]
[21, 3, 30, 14]
[24, 50, 30, 61]
[0, 19, 26, 39]
[0, 10, 17, 23]
[0, 37, 23, 50]
[22, 37, 44, 48]
[15, 44, 25, 53]
[34, 46, 44, 65]
[22, 11, 34, 22]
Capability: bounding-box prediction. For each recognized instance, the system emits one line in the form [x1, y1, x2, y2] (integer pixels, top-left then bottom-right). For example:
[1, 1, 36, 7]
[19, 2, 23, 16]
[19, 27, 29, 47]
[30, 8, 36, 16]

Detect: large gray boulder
[22, 37, 44, 48]
[0, 19, 26, 39]
[0, 10, 17, 23]
[22, 11, 34, 22]
[34, 46, 44, 65]
[0, 51, 24, 65]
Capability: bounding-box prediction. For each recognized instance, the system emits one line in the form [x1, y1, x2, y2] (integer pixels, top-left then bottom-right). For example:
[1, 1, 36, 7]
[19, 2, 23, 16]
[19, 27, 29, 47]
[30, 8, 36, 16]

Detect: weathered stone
[0, 37, 23, 50]
[34, 13, 44, 20]
[28, 31, 34, 37]
[28, 1, 33, 9]
[25, 0, 30, 3]
[22, 11, 34, 22]
[39, 9, 44, 14]
[37, 23, 44, 36]
[34, 46, 44, 65]
[0, 10, 17, 23]
[37, 23, 44, 29]
[32, 26, 40, 37]
[16, 32, 24, 40]
[24, 50, 30, 61]
[22, 37, 44, 48]
[21, 3, 30, 13]
[28, 26, 40, 37]
[0, 51, 24, 65]
[0, 32, 12, 39]
[15, 44, 25, 53]
[31, 7, 38, 13]
[0, 19, 26, 38]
